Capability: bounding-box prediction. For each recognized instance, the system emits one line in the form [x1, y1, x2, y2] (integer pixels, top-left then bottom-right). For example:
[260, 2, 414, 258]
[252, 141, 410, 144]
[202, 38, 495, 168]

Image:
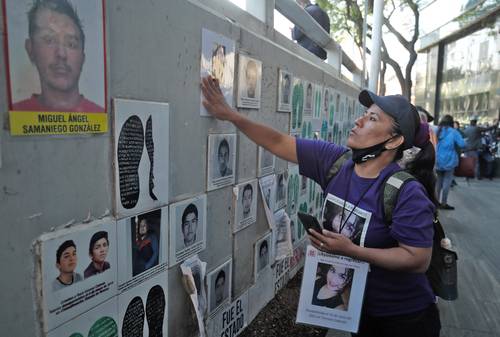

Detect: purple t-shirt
[297, 138, 436, 316]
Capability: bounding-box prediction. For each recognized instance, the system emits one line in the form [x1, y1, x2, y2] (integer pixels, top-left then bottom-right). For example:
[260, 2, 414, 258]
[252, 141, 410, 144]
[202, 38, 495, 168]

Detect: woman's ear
[386, 135, 404, 150]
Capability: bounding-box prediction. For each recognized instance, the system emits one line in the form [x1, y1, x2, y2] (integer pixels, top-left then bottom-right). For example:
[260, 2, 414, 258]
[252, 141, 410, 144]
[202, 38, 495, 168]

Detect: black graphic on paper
[145, 116, 157, 201]
[122, 296, 145, 337]
[146, 285, 166, 337]
[118, 116, 144, 209]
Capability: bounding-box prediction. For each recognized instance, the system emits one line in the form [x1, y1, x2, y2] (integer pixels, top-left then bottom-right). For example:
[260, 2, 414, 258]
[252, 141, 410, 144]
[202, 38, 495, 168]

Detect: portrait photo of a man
[181, 203, 199, 248]
[255, 235, 271, 274]
[5, 0, 106, 113]
[207, 134, 236, 191]
[234, 180, 258, 232]
[277, 70, 292, 112]
[207, 260, 232, 314]
[237, 54, 262, 109]
[169, 194, 207, 265]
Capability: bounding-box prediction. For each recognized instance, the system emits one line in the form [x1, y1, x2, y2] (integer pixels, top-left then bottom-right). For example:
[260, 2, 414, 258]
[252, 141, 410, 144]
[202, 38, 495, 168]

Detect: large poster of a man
[4, 0, 107, 136]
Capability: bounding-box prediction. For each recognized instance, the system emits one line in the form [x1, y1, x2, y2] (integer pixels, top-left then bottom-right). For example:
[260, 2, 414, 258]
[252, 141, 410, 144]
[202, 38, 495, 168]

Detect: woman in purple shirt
[201, 76, 440, 337]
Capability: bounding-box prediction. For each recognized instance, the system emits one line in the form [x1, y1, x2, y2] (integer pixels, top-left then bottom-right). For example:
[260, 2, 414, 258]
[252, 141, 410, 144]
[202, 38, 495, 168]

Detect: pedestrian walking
[435, 115, 465, 210]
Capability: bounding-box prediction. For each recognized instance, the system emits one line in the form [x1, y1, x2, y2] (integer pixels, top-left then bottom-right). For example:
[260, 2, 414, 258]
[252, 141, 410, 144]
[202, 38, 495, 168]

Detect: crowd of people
[420, 107, 499, 210]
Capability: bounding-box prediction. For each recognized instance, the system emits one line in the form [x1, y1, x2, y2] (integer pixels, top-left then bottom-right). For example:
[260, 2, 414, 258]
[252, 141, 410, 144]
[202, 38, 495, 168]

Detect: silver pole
[369, 0, 384, 93]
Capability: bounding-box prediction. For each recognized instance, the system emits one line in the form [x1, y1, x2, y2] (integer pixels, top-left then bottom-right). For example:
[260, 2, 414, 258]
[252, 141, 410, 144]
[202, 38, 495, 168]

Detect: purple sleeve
[296, 138, 348, 189]
[390, 181, 435, 248]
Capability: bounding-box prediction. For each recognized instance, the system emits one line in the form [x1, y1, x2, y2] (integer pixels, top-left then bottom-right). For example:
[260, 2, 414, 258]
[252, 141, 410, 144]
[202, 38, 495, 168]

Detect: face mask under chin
[351, 138, 393, 164]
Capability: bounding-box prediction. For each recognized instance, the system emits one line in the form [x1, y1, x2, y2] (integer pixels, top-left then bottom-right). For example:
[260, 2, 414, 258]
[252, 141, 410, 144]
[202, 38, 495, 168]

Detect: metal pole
[369, 0, 384, 93]
[362, 0, 368, 88]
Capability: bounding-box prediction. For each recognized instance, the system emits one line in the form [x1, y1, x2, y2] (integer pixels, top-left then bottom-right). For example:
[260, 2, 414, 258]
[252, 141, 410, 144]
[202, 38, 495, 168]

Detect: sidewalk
[327, 178, 500, 337]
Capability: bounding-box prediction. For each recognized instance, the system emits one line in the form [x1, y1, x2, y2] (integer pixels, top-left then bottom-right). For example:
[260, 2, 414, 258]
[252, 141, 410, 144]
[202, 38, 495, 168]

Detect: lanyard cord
[338, 168, 376, 235]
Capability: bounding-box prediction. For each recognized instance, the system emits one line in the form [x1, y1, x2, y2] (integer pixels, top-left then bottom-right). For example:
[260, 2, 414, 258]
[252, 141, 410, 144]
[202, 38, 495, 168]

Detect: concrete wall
[0, 0, 360, 336]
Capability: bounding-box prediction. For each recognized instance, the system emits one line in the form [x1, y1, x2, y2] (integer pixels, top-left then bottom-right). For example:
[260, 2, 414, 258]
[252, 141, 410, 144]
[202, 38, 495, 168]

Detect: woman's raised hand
[201, 76, 236, 121]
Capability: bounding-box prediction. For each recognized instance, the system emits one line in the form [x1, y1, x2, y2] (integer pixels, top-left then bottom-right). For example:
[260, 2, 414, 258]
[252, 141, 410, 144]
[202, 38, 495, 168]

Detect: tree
[317, 0, 420, 98]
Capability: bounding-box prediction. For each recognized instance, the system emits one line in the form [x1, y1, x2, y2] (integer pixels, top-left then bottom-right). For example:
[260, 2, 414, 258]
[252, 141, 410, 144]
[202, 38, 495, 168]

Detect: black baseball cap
[358, 90, 419, 150]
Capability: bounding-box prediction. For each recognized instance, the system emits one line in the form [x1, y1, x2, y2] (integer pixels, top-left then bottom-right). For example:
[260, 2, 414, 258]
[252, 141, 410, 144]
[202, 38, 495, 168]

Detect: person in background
[451, 121, 464, 187]
[463, 116, 498, 179]
[292, 0, 330, 60]
[435, 115, 465, 210]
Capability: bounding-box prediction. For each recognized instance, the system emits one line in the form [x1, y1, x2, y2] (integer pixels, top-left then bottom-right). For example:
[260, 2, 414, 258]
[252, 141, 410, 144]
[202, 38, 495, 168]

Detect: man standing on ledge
[292, 0, 330, 60]
[13, 0, 104, 112]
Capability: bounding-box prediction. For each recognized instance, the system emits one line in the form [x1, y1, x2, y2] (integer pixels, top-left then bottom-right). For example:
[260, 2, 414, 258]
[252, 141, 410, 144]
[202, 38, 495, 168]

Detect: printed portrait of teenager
[215, 138, 232, 178]
[244, 60, 258, 98]
[312, 262, 354, 311]
[275, 172, 287, 210]
[84, 231, 110, 279]
[282, 73, 291, 104]
[207, 134, 236, 190]
[53, 240, 83, 291]
[305, 83, 313, 112]
[131, 210, 161, 277]
[40, 220, 117, 332]
[208, 260, 232, 314]
[169, 194, 207, 266]
[277, 70, 292, 112]
[254, 233, 272, 281]
[323, 88, 330, 120]
[5, 0, 106, 113]
[322, 200, 366, 246]
[235, 180, 258, 232]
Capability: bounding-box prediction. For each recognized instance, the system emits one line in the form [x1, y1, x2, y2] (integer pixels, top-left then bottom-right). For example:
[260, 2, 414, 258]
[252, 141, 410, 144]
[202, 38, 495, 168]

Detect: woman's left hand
[308, 229, 356, 256]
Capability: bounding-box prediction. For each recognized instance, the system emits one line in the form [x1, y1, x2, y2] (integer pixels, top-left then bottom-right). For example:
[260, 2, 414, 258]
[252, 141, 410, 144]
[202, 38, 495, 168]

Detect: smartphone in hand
[297, 212, 323, 234]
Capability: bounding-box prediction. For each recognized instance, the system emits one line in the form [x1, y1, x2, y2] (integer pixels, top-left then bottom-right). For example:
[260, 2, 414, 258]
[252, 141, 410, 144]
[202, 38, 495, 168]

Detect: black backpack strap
[381, 170, 416, 226]
[325, 150, 352, 184]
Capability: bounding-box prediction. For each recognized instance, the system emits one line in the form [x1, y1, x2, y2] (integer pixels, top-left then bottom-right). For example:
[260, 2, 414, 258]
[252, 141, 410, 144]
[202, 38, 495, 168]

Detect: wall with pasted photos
[0, 0, 364, 336]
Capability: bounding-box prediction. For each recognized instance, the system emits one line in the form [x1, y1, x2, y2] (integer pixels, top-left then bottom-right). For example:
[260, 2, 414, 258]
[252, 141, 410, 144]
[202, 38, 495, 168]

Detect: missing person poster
[47, 297, 118, 337]
[277, 69, 292, 112]
[237, 54, 262, 109]
[273, 209, 293, 261]
[169, 194, 207, 266]
[254, 232, 272, 282]
[206, 291, 248, 337]
[257, 146, 275, 177]
[33, 218, 117, 333]
[303, 81, 313, 117]
[113, 99, 169, 218]
[207, 259, 232, 317]
[4, 0, 107, 136]
[322, 191, 372, 247]
[207, 133, 237, 191]
[259, 174, 276, 229]
[180, 255, 208, 337]
[116, 207, 168, 294]
[200, 28, 235, 116]
[275, 171, 288, 210]
[118, 271, 168, 337]
[233, 180, 258, 233]
[291, 77, 304, 133]
[296, 245, 369, 333]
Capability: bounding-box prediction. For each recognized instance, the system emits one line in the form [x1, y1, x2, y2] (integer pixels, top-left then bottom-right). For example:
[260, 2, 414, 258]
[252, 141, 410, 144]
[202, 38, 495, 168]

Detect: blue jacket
[436, 127, 465, 171]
